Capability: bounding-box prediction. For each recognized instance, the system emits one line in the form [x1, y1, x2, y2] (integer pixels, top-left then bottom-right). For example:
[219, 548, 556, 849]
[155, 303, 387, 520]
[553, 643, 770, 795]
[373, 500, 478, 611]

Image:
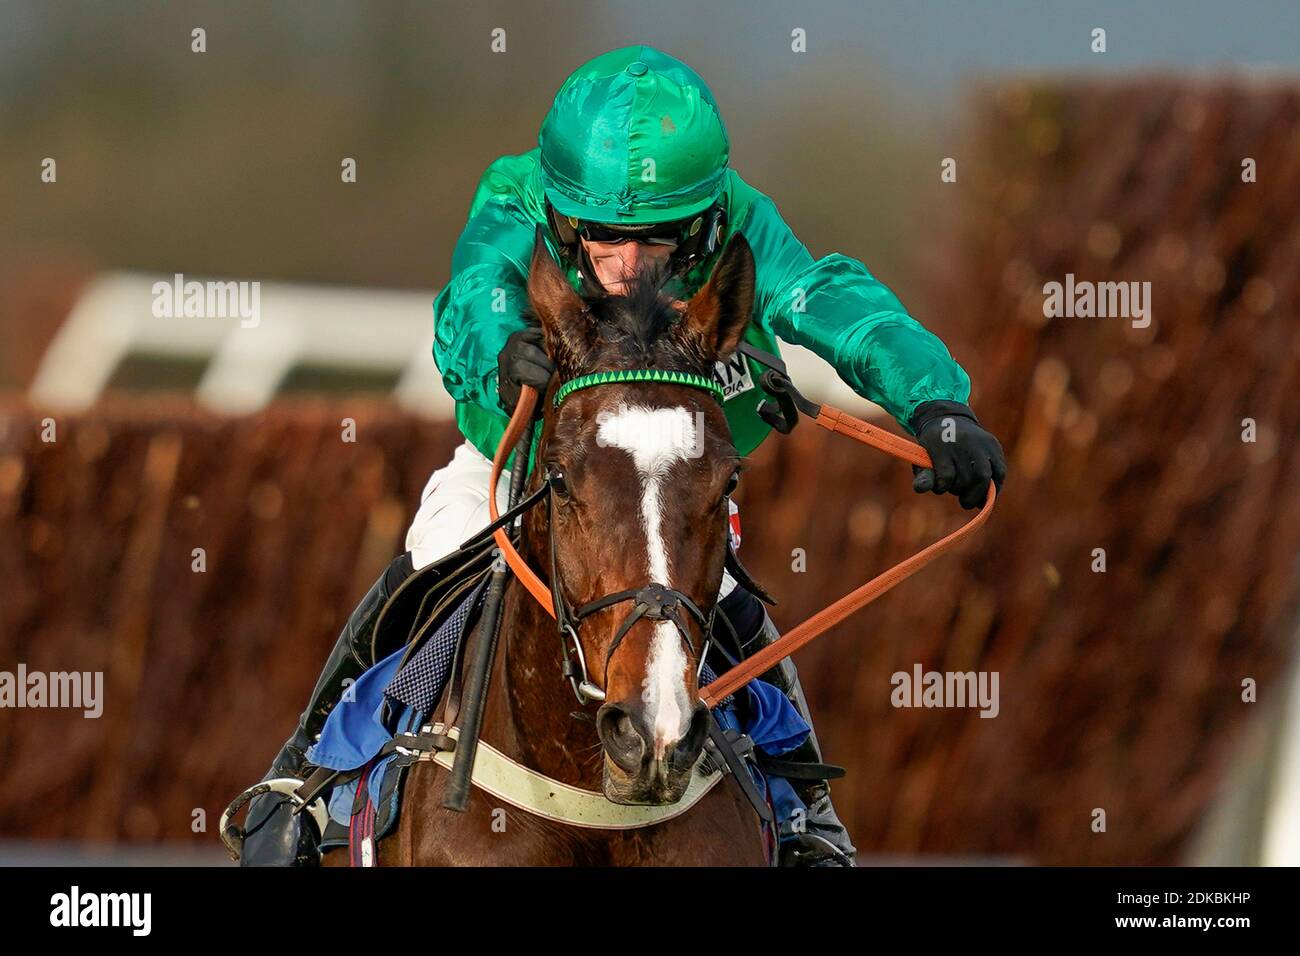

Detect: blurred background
[1, 1, 1298, 864]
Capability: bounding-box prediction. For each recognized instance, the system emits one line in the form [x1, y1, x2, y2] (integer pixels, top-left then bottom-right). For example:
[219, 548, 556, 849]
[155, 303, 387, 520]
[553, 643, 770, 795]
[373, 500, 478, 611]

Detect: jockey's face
[581, 238, 675, 294]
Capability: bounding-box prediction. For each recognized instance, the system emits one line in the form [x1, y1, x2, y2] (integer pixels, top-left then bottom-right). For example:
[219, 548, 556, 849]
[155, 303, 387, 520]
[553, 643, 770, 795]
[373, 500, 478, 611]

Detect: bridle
[482, 356, 996, 712]
[483, 367, 728, 705]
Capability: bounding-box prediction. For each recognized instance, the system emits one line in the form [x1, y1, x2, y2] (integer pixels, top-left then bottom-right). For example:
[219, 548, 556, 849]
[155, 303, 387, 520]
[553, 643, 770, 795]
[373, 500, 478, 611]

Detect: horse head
[525, 231, 755, 804]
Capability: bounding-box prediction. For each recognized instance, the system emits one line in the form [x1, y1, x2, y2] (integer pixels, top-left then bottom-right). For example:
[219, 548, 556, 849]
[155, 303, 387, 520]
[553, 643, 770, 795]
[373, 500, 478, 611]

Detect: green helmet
[538, 46, 730, 225]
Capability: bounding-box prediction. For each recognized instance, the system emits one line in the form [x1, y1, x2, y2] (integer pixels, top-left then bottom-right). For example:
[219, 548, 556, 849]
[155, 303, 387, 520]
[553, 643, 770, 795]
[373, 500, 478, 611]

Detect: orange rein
[487, 384, 555, 615]
[488, 384, 995, 708]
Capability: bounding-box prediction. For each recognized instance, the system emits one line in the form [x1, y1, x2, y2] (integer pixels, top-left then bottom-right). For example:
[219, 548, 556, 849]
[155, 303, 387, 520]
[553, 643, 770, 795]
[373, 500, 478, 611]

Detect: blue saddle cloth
[308, 587, 812, 833]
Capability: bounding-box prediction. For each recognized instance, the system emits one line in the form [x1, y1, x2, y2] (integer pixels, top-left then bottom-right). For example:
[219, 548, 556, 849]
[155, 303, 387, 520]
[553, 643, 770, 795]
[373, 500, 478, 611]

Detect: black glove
[497, 325, 554, 414]
[909, 400, 1006, 510]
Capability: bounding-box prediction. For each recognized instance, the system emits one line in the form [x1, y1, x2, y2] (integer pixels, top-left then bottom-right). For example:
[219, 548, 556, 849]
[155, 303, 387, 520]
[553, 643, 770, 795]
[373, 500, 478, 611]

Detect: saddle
[367, 536, 497, 667]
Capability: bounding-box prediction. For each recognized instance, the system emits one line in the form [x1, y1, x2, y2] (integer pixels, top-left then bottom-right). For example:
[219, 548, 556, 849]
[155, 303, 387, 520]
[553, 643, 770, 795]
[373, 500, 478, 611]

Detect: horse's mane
[587, 268, 674, 340]
[578, 267, 706, 374]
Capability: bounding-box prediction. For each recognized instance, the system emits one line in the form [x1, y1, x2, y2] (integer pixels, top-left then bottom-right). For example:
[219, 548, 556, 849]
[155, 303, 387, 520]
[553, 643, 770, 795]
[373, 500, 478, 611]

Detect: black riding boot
[239, 552, 414, 866]
[717, 585, 858, 867]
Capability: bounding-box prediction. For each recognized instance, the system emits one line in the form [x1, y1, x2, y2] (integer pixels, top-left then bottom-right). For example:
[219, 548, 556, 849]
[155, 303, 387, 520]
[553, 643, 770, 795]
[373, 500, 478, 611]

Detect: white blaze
[596, 403, 697, 755]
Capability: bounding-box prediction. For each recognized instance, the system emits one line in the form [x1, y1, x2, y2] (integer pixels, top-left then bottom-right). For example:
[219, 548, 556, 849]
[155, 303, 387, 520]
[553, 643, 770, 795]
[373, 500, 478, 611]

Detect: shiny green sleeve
[431, 194, 537, 415]
[743, 194, 971, 429]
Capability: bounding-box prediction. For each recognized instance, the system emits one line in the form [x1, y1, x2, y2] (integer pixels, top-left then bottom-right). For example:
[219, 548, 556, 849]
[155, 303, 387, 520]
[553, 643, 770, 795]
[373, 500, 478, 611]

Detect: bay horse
[326, 234, 768, 866]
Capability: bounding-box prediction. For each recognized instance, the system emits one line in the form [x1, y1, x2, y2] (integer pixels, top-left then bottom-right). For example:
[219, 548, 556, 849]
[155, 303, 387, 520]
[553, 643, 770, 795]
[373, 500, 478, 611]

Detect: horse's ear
[681, 235, 755, 361]
[527, 226, 591, 373]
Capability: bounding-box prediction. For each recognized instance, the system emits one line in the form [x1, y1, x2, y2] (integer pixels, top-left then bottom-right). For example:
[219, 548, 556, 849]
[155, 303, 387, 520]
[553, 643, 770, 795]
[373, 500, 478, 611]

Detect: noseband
[552, 550, 716, 705]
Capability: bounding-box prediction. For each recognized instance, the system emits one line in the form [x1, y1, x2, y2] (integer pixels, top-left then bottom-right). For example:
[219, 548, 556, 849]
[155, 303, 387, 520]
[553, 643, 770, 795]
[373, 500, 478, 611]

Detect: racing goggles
[571, 216, 697, 248]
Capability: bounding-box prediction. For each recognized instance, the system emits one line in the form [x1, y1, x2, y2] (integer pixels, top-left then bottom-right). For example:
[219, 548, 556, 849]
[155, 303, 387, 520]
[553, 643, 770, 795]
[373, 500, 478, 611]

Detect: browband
[553, 369, 724, 408]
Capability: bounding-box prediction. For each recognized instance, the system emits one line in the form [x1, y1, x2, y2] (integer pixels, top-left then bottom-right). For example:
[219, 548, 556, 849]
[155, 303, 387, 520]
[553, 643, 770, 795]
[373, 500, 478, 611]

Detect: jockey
[240, 46, 1006, 867]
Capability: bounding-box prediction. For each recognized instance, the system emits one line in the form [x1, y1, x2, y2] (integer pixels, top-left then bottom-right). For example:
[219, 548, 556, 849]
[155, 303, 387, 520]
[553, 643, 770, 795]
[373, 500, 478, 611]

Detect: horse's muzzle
[596, 699, 710, 804]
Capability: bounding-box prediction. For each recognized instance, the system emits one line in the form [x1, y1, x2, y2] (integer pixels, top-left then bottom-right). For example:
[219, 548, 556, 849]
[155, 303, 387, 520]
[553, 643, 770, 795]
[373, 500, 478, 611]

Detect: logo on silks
[712, 353, 755, 400]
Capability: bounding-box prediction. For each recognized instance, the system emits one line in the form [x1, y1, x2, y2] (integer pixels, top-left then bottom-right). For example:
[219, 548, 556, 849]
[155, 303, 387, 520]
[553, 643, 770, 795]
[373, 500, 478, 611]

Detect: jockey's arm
[432, 195, 537, 416]
[742, 194, 972, 432]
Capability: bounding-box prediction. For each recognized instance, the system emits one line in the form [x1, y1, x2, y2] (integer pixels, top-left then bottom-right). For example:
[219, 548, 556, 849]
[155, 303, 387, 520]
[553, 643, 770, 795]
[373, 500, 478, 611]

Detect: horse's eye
[723, 471, 739, 498]
[548, 466, 569, 497]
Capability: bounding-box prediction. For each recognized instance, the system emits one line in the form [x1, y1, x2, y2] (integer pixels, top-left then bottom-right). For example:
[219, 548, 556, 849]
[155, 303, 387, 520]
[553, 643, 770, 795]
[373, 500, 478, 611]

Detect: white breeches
[405, 442, 511, 570]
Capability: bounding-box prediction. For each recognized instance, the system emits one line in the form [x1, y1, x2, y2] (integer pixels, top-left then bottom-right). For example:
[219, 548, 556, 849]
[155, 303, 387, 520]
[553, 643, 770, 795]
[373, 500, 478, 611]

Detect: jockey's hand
[497, 325, 554, 414]
[909, 401, 1006, 510]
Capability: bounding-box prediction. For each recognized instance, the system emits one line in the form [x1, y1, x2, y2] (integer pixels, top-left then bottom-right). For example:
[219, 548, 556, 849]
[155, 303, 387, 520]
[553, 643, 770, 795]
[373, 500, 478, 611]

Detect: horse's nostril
[671, 702, 710, 767]
[597, 703, 646, 772]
